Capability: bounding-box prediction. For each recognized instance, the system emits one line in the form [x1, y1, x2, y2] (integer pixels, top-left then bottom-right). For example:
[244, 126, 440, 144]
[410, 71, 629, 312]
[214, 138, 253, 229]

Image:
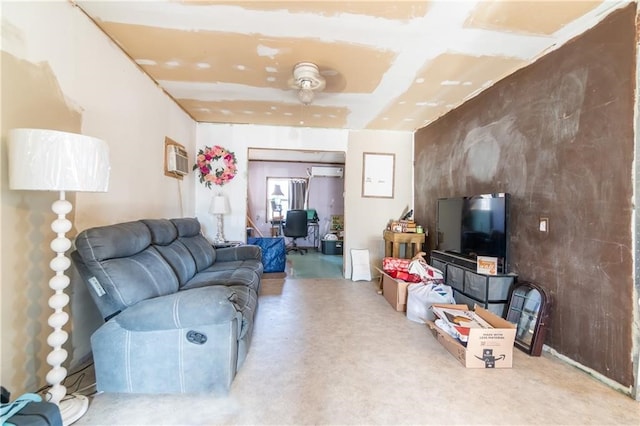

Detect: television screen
[436, 193, 510, 272]
[436, 197, 464, 254]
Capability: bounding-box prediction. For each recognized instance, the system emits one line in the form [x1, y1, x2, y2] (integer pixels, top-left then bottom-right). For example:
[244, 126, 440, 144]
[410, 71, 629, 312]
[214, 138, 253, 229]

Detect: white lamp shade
[271, 184, 285, 197]
[9, 128, 110, 192]
[209, 195, 230, 215]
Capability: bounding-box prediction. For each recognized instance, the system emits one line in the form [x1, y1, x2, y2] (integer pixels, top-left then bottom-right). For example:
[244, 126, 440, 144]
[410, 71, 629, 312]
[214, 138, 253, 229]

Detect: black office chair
[283, 209, 308, 254]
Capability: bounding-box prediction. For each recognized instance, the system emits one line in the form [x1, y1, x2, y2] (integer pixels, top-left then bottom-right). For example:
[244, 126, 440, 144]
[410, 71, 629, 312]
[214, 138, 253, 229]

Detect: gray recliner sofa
[71, 217, 263, 394]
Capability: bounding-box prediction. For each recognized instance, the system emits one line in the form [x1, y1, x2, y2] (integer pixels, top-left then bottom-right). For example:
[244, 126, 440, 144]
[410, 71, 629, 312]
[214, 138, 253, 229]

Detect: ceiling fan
[288, 62, 326, 105]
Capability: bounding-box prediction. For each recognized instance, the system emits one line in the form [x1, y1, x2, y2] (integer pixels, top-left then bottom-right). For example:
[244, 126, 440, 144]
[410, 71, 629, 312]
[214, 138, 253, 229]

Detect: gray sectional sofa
[71, 217, 263, 394]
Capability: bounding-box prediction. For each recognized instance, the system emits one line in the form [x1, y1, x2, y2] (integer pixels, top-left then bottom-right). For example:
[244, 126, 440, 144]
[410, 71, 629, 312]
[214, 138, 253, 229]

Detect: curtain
[288, 179, 307, 210]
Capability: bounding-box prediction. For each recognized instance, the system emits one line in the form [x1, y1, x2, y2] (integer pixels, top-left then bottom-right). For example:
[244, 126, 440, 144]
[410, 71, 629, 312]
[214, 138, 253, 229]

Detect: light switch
[539, 217, 549, 233]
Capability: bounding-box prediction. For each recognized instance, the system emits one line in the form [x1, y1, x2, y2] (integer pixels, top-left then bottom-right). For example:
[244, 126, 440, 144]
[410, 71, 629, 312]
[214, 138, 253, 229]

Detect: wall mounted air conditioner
[311, 166, 344, 178]
[166, 145, 189, 175]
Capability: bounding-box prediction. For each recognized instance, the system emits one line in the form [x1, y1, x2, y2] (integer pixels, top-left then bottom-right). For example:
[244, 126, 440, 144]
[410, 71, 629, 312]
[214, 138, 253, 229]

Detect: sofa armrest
[214, 245, 262, 262]
[111, 286, 241, 331]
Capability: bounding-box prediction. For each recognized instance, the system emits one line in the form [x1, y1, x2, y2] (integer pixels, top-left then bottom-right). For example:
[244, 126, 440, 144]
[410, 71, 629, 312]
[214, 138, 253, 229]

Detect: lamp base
[59, 394, 89, 425]
[214, 213, 226, 244]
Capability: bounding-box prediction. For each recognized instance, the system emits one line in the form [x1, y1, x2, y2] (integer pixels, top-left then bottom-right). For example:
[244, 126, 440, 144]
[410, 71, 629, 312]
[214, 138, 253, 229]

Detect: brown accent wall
[414, 5, 635, 387]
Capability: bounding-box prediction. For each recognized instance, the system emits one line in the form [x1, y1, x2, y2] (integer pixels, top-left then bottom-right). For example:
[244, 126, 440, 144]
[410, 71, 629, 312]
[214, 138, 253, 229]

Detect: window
[266, 178, 290, 222]
[266, 177, 309, 222]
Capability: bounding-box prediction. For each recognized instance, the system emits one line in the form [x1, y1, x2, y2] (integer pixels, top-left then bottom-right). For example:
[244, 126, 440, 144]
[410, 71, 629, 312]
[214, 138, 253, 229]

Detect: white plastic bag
[408, 257, 444, 282]
[406, 283, 455, 323]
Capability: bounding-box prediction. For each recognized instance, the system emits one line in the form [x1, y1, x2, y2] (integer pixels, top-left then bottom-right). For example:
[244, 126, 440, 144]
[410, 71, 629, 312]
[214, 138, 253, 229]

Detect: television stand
[431, 250, 477, 271]
[429, 250, 516, 318]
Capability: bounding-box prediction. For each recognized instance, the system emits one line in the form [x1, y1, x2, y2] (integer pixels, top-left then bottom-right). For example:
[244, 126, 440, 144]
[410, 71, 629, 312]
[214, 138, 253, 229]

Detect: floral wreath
[193, 145, 238, 188]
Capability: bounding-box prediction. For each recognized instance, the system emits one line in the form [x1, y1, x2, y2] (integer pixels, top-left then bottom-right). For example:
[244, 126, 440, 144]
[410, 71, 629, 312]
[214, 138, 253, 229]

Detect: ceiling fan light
[289, 62, 326, 105]
[298, 88, 315, 105]
[300, 79, 312, 89]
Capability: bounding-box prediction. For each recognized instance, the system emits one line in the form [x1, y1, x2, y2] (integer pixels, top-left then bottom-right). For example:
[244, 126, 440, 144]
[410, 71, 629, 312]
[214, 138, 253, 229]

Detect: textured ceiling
[75, 1, 630, 131]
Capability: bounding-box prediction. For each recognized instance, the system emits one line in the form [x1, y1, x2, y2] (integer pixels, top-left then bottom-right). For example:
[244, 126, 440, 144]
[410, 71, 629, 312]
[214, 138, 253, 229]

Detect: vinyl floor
[285, 248, 344, 279]
[77, 277, 640, 425]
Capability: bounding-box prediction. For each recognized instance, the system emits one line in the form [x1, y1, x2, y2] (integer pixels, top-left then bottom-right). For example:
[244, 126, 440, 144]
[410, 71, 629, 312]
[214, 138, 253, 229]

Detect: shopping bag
[406, 282, 455, 323]
[408, 254, 444, 283]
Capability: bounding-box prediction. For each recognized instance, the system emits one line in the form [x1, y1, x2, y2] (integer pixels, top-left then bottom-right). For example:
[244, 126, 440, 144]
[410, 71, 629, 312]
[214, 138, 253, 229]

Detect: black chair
[282, 209, 308, 254]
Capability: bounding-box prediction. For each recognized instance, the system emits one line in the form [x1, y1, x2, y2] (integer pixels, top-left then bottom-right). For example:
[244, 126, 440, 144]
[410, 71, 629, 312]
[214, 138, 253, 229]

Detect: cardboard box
[426, 304, 516, 368]
[376, 268, 411, 311]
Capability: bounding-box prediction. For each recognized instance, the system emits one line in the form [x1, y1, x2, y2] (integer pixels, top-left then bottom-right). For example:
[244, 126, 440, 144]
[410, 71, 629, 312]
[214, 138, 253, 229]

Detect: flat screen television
[436, 193, 510, 273]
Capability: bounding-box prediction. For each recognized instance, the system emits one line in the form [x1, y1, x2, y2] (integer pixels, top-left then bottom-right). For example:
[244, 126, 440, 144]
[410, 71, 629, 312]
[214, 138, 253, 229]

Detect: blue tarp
[247, 237, 286, 273]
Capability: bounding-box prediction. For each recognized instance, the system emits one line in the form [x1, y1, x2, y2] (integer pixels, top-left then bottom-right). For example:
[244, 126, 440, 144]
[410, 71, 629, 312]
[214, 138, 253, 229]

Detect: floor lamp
[8, 128, 110, 425]
[209, 194, 230, 244]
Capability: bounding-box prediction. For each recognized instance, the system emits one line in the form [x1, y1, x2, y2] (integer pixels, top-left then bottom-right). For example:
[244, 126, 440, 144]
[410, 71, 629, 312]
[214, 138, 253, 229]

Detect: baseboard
[543, 345, 633, 397]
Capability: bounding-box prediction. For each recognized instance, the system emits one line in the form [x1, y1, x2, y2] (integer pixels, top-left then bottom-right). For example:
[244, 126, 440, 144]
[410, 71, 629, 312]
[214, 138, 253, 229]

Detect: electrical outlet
[539, 217, 549, 233]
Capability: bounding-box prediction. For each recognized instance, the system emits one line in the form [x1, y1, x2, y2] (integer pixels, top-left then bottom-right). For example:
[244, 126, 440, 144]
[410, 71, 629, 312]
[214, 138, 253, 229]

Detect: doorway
[247, 148, 346, 277]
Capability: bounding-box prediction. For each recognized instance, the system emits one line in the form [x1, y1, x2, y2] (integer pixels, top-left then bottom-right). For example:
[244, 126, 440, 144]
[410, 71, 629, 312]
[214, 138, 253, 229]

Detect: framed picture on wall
[362, 152, 395, 198]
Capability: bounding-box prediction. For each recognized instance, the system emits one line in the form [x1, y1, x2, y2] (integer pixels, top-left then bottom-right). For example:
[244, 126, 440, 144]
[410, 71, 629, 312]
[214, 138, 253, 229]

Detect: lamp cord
[178, 178, 184, 217]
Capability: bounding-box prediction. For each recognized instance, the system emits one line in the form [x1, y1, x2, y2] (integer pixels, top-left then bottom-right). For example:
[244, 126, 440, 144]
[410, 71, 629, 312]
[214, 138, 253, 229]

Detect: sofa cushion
[182, 267, 261, 293]
[74, 221, 179, 319]
[171, 218, 217, 271]
[77, 221, 152, 260]
[142, 219, 198, 286]
[111, 285, 242, 331]
[203, 258, 263, 277]
[211, 246, 264, 280]
[142, 218, 178, 244]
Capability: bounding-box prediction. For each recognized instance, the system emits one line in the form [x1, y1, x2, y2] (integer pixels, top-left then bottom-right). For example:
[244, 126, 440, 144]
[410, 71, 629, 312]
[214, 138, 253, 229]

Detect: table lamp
[271, 184, 284, 198]
[8, 128, 110, 425]
[209, 194, 230, 244]
[271, 184, 284, 218]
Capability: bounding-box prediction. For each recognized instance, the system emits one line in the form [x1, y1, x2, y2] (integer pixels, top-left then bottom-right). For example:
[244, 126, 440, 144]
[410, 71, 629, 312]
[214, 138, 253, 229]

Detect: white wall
[1, 1, 196, 395]
[344, 130, 414, 278]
